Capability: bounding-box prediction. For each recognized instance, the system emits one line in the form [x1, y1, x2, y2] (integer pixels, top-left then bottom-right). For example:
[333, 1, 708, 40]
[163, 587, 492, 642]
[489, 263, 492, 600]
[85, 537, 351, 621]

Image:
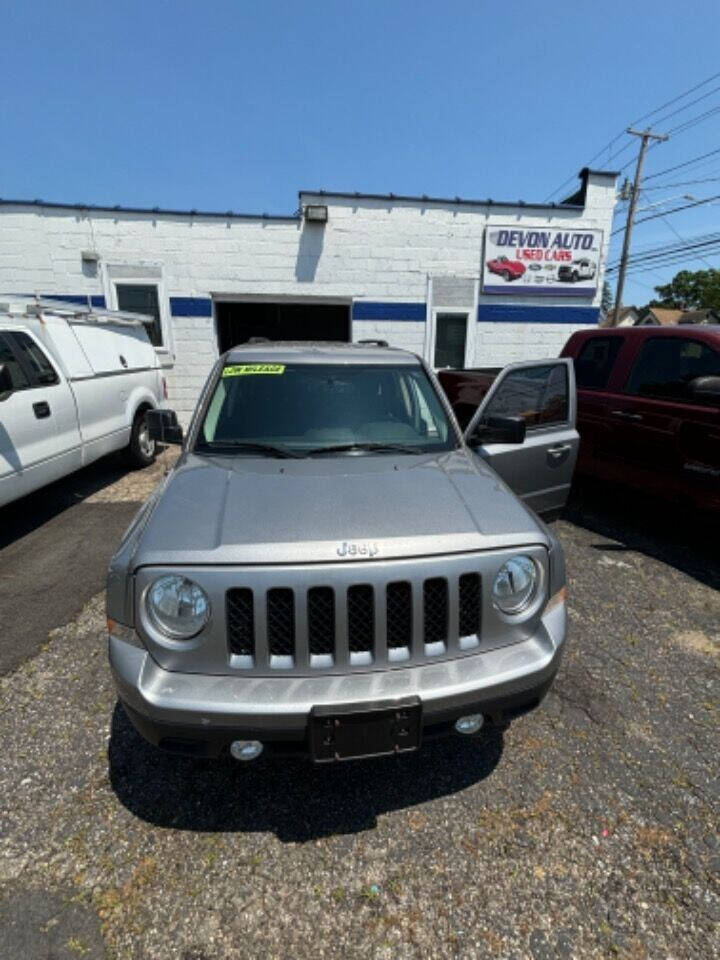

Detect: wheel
[571, 270, 578, 282]
[502, 270, 512, 281]
[125, 410, 156, 468]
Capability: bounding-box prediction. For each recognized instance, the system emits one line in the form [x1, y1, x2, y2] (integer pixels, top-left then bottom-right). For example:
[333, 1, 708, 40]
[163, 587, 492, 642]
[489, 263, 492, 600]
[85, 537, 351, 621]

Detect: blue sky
[3, 0, 720, 307]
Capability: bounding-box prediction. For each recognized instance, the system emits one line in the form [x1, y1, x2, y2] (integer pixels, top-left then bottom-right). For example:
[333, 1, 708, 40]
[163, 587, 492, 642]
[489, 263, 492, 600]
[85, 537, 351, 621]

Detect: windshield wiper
[305, 442, 424, 456]
[198, 441, 304, 459]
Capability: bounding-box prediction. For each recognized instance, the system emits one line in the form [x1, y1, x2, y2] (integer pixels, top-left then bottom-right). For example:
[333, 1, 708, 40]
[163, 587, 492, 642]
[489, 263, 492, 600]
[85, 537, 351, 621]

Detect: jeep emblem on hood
[337, 541, 379, 558]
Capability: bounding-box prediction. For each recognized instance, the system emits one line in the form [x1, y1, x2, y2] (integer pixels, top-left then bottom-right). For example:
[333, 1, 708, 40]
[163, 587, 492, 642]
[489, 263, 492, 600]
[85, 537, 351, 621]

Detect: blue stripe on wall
[31, 295, 597, 326]
[36, 294, 106, 308]
[352, 301, 426, 322]
[170, 296, 213, 317]
[478, 304, 599, 325]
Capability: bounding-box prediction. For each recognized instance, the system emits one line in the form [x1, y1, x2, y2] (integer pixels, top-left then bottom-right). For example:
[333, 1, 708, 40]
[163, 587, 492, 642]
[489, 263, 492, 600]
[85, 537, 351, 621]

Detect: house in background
[638, 307, 720, 325]
[601, 305, 639, 327]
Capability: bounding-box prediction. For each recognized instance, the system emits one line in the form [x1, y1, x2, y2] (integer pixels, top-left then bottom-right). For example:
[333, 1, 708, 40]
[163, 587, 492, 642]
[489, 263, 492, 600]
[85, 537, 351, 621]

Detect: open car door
[463, 358, 578, 517]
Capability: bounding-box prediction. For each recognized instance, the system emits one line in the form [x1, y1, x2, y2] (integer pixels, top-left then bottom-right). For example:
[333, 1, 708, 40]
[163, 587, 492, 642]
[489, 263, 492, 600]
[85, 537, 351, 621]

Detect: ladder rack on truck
[0, 296, 152, 328]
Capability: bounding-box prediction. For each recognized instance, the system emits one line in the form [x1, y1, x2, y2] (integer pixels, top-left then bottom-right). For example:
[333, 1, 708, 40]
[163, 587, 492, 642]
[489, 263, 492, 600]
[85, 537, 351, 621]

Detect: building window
[115, 284, 163, 347]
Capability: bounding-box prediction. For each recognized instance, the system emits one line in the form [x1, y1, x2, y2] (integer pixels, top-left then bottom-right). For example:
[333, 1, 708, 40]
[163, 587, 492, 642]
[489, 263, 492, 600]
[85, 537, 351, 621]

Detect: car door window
[574, 336, 624, 390]
[483, 363, 569, 428]
[625, 337, 720, 401]
[8, 331, 59, 386]
[0, 333, 31, 392]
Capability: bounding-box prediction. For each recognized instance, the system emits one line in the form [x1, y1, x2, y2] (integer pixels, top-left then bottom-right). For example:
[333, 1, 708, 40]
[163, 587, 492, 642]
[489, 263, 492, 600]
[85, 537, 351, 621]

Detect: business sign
[482, 226, 603, 297]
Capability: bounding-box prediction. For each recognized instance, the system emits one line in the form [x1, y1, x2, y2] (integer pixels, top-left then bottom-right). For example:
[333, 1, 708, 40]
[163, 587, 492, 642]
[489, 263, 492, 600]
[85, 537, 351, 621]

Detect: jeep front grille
[226, 588, 254, 657]
[226, 572, 482, 671]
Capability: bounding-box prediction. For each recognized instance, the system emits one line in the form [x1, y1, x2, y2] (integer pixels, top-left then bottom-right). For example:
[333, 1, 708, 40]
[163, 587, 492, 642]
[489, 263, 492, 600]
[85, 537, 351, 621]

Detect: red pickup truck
[438, 326, 720, 514]
[560, 326, 720, 512]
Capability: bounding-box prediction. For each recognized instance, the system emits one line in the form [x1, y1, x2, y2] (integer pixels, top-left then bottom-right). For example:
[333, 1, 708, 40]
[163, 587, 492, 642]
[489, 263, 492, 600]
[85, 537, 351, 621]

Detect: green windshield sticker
[222, 364, 286, 377]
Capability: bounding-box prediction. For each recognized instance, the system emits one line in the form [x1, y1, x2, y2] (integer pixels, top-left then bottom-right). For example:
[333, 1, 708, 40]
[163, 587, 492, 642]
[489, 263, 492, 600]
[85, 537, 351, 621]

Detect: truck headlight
[492, 556, 538, 615]
[145, 575, 210, 639]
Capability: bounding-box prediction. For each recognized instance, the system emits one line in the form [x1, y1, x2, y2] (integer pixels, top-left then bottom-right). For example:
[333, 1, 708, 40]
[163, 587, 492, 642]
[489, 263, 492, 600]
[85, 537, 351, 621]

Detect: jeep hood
[130, 450, 546, 567]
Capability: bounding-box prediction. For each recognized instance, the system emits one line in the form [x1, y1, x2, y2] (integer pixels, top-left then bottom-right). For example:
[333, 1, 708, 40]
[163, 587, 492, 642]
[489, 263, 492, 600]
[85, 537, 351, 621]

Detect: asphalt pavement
[0, 468, 717, 959]
[0, 453, 172, 676]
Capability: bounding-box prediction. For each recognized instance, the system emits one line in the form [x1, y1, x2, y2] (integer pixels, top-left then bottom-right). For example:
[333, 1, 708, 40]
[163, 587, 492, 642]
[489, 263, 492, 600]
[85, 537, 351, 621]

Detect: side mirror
[0, 364, 13, 402]
[688, 375, 720, 405]
[469, 415, 526, 446]
[146, 408, 183, 445]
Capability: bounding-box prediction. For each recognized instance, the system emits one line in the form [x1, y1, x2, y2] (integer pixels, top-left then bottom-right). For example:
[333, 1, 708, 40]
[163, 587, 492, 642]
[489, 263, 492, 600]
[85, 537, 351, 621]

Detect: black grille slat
[458, 573, 481, 637]
[307, 587, 335, 656]
[423, 578, 448, 644]
[226, 588, 255, 657]
[386, 581, 412, 648]
[267, 588, 295, 657]
[347, 584, 374, 653]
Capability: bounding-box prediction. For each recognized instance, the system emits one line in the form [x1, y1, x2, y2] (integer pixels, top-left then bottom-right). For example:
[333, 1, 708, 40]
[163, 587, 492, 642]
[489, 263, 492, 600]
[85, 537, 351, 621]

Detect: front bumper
[110, 600, 566, 758]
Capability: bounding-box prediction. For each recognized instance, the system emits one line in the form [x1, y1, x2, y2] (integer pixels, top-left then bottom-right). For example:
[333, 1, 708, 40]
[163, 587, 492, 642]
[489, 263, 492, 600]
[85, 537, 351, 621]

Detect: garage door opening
[215, 301, 350, 353]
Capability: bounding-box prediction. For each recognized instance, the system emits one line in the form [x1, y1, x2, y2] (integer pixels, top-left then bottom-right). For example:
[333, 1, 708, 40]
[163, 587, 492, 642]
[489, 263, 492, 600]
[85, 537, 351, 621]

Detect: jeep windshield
[195, 362, 458, 456]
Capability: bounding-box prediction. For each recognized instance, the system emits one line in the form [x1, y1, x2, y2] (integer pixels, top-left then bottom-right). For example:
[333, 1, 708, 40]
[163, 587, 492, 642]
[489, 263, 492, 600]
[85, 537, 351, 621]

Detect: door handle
[610, 410, 643, 421]
[33, 401, 51, 419]
[547, 443, 572, 457]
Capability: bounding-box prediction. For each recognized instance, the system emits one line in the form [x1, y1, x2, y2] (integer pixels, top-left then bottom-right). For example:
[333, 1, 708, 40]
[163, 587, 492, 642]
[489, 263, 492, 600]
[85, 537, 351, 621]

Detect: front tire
[125, 410, 156, 468]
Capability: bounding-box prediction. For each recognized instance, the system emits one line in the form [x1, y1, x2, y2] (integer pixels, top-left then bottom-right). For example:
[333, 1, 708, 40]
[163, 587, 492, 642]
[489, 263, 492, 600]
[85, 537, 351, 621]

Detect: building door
[215, 300, 350, 354]
[433, 311, 469, 369]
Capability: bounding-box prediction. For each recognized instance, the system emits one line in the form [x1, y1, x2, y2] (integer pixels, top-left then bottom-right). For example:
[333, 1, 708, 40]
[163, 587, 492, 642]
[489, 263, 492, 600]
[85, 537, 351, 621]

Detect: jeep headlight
[145, 575, 210, 639]
[492, 556, 538, 615]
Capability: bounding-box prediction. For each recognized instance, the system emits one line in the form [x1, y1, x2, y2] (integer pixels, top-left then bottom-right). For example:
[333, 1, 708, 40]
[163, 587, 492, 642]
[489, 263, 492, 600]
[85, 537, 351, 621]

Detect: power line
[606, 234, 720, 273]
[664, 102, 720, 136]
[649, 82, 720, 127]
[658, 215, 716, 269]
[628, 70, 720, 127]
[623, 249, 720, 276]
[643, 145, 720, 181]
[607, 231, 720, 266]
[543, 69, 720, 200]
[610, 230, 720, 261]
[641, 175, 720, 190]
[610, 191, 720, 235]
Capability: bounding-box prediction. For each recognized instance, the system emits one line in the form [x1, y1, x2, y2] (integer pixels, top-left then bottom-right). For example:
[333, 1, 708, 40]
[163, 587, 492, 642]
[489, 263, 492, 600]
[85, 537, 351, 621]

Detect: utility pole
[613, 128, 668, 325]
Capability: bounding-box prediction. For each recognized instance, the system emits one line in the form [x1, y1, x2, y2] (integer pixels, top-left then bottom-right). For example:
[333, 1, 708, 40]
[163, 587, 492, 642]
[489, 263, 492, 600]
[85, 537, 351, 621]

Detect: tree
[601, 281, 614, 314]
[651, 268, 720, 311]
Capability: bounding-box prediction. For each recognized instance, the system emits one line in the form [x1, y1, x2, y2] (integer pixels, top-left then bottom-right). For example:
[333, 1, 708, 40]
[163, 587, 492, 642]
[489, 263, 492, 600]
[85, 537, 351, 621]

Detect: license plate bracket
[309, 697, 422, 762]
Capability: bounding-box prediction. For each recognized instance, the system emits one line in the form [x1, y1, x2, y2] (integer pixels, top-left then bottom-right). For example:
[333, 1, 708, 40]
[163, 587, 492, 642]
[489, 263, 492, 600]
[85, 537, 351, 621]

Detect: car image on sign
[486, 256, 526, 282]
[558, 258, 597, 283]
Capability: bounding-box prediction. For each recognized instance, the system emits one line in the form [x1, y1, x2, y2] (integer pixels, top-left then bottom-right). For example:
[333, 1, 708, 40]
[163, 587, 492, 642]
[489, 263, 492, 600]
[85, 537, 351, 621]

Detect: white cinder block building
[0, 169, 617, 422]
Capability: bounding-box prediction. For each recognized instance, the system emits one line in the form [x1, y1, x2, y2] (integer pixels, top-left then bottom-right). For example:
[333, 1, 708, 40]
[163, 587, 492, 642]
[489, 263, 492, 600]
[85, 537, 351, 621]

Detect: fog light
[230, 740, 263, 761]
[455, 714, 484, 735]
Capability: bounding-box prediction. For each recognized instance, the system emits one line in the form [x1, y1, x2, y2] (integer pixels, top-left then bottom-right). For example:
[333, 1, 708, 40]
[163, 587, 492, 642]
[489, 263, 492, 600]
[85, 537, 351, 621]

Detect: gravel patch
[0, 487, 717, 958]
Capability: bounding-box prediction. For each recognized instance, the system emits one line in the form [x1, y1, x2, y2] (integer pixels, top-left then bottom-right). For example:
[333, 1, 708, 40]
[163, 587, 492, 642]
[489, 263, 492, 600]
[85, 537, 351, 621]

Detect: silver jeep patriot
[107, 342, 577, 762]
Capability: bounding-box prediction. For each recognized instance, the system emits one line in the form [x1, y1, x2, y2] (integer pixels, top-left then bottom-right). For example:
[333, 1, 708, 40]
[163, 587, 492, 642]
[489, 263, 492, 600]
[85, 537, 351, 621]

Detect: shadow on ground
[108, 702, 504, 841]
[562, 478, 720, 591]
[0, 452, 132, 550]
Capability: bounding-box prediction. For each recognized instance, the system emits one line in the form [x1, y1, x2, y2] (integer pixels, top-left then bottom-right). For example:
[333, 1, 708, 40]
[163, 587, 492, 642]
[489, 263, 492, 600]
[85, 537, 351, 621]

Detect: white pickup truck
[0, 298, 167, 508]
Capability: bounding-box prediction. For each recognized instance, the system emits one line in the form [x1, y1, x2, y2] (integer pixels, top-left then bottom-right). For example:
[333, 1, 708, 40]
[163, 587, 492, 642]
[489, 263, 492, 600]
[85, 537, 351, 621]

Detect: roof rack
[357, 338, 389, 347]
[0, 296, 151, 327]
